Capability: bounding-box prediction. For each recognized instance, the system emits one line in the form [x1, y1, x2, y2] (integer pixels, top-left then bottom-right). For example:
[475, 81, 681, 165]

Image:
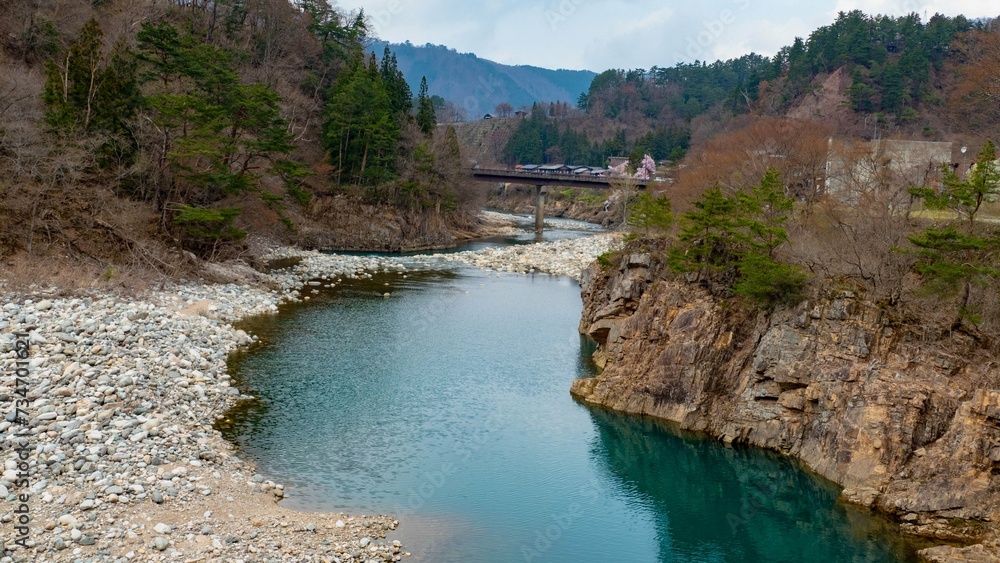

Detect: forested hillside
[0, 0, 478, 284]
[548, 10, 1000, 338]
[369, 41, 596, 120]
[497, 11, 999, 169]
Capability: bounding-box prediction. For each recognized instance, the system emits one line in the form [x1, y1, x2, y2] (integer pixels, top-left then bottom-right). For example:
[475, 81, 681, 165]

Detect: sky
[331, 0, 998, 71]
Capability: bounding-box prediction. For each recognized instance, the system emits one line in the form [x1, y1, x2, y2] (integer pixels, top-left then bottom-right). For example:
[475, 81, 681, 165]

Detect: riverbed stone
[0, 222, 615, 562]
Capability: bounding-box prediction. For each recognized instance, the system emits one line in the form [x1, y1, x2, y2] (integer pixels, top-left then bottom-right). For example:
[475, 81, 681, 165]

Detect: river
[219, 223, 921, 562]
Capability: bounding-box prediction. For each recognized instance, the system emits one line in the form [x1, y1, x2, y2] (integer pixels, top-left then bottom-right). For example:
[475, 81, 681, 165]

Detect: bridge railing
[471, 168, 623, 185]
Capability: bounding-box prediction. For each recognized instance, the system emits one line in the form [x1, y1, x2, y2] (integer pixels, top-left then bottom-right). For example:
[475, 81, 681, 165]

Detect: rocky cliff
[294, 197, 487, 252]
[571, 251, 1000, 561]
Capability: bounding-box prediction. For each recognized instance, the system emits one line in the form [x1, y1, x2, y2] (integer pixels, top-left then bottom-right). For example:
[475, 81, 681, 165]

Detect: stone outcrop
[298, 197, 484, 252]
[571, 252, 1000, 561]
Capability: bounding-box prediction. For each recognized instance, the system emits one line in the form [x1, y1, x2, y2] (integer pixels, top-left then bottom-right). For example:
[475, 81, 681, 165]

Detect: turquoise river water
[220, 225, 922, 563]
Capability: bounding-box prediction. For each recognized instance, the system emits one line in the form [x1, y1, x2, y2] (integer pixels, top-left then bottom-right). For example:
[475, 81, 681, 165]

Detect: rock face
[299, 197, 464, 252]
[571, 253, 1000, 559]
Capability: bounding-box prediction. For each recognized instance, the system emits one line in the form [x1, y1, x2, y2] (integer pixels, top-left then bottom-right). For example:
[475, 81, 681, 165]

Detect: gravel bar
[0, 233, 618, 562]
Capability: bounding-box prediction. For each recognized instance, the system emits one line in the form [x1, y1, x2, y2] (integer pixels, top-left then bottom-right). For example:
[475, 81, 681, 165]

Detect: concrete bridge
[472, 168, 647, 232]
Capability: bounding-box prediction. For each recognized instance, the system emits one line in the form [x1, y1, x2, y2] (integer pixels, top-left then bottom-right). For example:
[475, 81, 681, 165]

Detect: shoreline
[571, 251, 1000, 563]
[0, 220, 616, 562]
[0, 251, 415, 562]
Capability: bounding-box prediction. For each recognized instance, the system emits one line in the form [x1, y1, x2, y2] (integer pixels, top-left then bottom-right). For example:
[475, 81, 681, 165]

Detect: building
[608, 156, 629, 170]
[538, 164, 571, 174]
[824, 139, 954, 202]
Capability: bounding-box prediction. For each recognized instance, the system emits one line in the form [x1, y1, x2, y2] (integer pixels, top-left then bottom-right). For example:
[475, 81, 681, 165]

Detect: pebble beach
[0, 217, 621, 562]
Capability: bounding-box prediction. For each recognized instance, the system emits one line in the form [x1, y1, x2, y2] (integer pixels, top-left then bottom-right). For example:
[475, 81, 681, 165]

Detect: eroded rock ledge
[571, 252, 1000, 562]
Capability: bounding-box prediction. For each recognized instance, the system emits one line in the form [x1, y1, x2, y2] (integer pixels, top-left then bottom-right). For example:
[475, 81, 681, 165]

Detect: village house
[608, 156, 629, 170]
[824, 139, 954, 203]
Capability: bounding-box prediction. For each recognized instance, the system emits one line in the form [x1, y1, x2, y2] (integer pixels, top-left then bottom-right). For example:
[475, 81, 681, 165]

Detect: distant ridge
[371, 41, 596, 118]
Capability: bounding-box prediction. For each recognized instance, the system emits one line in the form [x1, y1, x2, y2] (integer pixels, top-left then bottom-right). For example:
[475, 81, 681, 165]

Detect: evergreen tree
[669, 169, 805, 309]
[323, 49, 399, 184]
[92, 41, 142, 135]
[671, 186, 739, 273]
[735, 168, 794, 257]
[135, 22, 184, 87]
[908, 141, 1000, 327]
[300, 1, 368, 63]
[380, 47, 412, 116]
[136, 24, 301, 202]
[416, 76, 436, 136]
[627, 193, 673, 236]
[847, 69, 876, 113]
[42, 19, 140, 134]
[880, 62, 903, 116]
[504, 116, 544, 164]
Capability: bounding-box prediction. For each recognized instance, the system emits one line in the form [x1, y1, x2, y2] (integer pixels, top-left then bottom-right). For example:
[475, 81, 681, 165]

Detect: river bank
[0, 217, 613, 562]
[220, 253, 922, 563]
[570, 249, 1000, 563]
[420, 233, 622, 279]
[484, 185, 616, 226]
[0, 253, 411, 562]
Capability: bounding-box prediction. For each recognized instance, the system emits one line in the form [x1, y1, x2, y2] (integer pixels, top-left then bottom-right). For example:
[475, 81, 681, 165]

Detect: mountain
[371, 41, 596, 118]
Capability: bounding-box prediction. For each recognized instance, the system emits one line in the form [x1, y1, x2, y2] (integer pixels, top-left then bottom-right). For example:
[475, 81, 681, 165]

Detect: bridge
[471, 168, 647, 232]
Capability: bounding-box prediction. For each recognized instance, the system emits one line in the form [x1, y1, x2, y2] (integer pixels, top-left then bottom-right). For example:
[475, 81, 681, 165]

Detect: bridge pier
[535, 185, 545, 233]
[469, 169, 648, 234]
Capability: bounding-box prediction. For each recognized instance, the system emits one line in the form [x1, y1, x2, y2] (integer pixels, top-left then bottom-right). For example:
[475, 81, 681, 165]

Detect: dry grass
[909, 207, 1000, 224]
[0, 252, 177, 298]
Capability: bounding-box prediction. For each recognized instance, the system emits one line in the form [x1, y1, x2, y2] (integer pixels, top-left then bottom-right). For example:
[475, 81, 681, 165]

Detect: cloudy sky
[331, 0, 997, 71]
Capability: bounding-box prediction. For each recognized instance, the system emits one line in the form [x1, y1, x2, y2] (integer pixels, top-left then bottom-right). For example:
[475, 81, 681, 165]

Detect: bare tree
[495, 102, 513, 118]
[949, 26, 1000, 139]
[788, 139, 917, 304]
[609, 174, 640, 229]
[438, 100, 468, 123]
[672, 116, 830, 212]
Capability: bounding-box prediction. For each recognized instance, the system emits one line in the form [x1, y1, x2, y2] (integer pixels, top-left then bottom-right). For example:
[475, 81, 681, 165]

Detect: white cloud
[332, 0, 997, 71]
[834, 0, 997, 18]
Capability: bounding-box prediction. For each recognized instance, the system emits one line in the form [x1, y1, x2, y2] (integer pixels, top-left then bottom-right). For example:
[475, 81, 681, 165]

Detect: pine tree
[323, 48, 399, 184]
[880, 63, 903, 116]
[672, 186, 739, 273]
[135, 22, 184, 87]
[735, 168, 794, 257]
[42, 19, 140, 134]
[416, 76, 436, 136]
[627, 193, 673, 235]
[669, 169, 805, 309]
[908, 141, 1000, 327]
[136, 23, 301, 200]
[380, 47, 412, 116]
[92, 40, 142, 135]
